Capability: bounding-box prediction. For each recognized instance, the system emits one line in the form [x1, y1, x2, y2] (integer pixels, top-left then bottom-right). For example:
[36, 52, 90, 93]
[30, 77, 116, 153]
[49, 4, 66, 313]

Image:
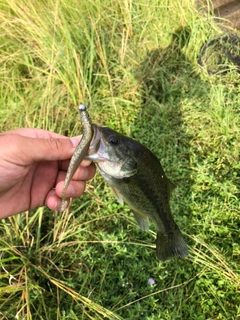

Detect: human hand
[0, 128, 96, 219]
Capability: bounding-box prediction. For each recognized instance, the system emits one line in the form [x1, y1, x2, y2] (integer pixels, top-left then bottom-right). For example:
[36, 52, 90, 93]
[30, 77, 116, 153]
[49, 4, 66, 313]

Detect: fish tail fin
[156, 228, 188, 262]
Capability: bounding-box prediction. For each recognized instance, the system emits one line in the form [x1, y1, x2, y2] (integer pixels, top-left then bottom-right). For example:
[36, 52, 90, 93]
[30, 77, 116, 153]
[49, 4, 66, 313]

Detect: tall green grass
[0, 0, 239, 319]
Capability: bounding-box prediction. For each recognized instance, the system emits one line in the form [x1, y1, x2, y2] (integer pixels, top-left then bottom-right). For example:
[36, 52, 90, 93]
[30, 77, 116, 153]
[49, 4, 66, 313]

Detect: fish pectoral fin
[110, 186, 124, 205]
[133, 210, 149, 231]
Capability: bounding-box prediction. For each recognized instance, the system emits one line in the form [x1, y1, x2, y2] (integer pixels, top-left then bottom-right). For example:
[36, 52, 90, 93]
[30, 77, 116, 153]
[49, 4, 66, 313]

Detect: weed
[0, 0, 239, 319]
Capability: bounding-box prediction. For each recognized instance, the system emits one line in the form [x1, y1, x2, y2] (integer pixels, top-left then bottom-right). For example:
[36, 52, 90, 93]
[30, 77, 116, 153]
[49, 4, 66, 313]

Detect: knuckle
[47, 137, 63, 152]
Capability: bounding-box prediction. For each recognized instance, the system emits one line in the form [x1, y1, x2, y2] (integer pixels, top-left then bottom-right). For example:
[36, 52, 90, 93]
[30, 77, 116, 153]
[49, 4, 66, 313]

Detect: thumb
[11, 135, 81, 163]
[28, 136, 80, 162]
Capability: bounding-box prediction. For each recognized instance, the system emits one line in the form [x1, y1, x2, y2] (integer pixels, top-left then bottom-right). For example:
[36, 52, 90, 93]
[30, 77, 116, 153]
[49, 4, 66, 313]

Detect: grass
[0, 0, 239, 319]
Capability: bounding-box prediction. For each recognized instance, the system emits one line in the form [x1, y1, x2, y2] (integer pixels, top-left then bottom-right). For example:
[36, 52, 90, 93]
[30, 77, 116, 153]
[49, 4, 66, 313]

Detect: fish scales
[100, 139, 182, 244]
[87, 125, 189, 261]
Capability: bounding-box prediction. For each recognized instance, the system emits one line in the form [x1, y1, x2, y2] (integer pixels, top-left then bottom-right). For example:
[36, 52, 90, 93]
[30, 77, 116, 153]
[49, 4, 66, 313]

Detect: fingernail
[67, 184, 75, 196]
[70, 136, 82, 148]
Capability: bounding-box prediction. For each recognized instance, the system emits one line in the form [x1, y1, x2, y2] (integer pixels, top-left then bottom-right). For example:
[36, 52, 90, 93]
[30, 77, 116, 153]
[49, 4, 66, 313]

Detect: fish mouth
[86, 124, 104, 161]
[90, 124, 99, 146]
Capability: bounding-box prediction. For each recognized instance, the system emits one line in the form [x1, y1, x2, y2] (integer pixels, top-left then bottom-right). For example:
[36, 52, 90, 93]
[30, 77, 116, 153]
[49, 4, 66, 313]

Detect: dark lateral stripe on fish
[123, 173, 174, 233]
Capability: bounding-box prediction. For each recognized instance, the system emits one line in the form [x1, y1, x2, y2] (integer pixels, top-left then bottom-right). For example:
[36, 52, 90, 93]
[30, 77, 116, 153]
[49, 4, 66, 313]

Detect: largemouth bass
[87, 125, 188, 261]
[60, 105, 188, 261]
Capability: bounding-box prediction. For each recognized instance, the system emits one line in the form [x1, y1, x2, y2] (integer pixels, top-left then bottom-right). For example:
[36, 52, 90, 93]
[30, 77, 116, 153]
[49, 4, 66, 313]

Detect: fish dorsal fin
[110, 186, 124, 205]
[168, 178, 176, 195]
[133, 210, 149, 231]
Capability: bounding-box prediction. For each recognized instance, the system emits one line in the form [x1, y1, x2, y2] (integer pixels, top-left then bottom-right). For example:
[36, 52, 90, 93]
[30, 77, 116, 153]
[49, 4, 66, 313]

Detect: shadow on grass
[133, 27, 211, 242]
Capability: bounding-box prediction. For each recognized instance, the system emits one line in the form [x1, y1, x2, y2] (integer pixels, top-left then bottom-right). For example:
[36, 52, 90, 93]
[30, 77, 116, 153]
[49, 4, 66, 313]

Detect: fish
[60, 104, 93, 212]
[87, 125, 188, 261]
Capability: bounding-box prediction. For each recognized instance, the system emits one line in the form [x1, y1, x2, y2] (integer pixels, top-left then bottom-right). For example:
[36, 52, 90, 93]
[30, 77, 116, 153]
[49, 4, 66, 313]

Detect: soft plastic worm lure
[60, 104, 93, 212]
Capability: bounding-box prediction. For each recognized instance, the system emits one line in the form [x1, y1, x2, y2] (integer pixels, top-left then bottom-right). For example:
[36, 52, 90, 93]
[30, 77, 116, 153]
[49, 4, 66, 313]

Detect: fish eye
[109, 136, 119, 145]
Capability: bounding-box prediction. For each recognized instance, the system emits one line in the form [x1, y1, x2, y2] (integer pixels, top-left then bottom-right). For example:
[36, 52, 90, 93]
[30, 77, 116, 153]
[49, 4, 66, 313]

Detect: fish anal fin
[133, 210, 149, 231]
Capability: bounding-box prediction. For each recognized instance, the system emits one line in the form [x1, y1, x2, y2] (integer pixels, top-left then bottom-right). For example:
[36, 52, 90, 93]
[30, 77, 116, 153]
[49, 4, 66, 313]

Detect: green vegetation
[0, 0, 239, 319]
